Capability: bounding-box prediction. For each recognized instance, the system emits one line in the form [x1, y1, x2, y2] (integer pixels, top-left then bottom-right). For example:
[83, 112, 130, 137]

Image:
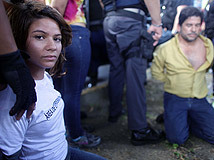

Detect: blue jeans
[66, 146, 106, 160]
[54, 25, 91, 139]
[164, 92, 214, 145]
[0, 147, 106, 160]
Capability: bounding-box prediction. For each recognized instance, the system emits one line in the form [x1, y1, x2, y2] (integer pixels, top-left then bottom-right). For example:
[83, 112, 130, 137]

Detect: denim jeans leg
[189, 98, 214, 144]
[66, 146, 106, 160]
[164, 92, 189, 145]
[54, 25, 91, 139]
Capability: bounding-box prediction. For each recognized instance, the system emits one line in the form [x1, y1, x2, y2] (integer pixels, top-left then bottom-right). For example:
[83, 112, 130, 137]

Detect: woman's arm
[51, 0, 68, 15]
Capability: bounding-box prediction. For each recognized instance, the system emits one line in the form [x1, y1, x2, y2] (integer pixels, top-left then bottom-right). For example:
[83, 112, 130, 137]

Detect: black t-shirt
[88, 0, 104, 31]
[89, 0, 104, 21]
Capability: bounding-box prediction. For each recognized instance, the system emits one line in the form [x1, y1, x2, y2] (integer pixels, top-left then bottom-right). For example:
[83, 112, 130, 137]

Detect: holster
[139, 29, 155, 60]
[106, 9, 154, 60]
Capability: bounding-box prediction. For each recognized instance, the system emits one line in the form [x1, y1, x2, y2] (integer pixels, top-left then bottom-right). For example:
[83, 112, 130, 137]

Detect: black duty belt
[106, 9, 145, 22]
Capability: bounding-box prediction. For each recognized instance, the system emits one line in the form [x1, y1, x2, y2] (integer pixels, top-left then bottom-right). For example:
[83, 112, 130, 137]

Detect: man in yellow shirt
[151, 6, 214, 145]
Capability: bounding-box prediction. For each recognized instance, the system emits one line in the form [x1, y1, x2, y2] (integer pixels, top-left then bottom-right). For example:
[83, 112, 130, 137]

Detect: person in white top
[0, 1, 106, 160]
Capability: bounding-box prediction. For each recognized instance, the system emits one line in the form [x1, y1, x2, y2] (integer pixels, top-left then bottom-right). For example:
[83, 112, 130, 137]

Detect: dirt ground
[79, 77, 214, 160]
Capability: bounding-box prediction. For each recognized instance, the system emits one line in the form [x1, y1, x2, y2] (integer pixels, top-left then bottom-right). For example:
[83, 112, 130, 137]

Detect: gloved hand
[0, 50, 37, 118]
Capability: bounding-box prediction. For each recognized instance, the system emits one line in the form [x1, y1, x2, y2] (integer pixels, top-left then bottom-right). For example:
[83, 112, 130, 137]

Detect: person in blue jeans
[151, 6, 214, 145]
[51, 0, 101, 148]
[156, 0, 194, 122]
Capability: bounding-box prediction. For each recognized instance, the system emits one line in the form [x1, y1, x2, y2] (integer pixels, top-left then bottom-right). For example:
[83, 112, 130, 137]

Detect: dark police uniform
[103, 0, 149, 131]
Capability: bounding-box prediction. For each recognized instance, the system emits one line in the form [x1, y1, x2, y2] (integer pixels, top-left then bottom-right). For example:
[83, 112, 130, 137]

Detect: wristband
[151, 23, 163, 27]
[171, 30, 177, 35]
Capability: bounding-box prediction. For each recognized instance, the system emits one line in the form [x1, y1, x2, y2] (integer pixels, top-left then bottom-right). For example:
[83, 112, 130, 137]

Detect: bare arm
[144, 0, 161, 26]
[171, 5, 188, 34]
[0, 0, 17, 55]
[51, 0, 68, 15]
[144, 0, 162, 46]
[98, 0, 104, 9]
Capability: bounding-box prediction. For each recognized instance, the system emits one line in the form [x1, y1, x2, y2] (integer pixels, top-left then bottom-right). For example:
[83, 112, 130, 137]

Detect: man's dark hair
[179, 6, 203, 26]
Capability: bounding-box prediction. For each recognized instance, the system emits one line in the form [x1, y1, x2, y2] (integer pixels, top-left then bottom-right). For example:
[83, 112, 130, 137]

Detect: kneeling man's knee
[202, 132, 214, 144]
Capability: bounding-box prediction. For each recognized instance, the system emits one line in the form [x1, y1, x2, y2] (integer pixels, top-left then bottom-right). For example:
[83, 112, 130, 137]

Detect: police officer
[99, 0, 164, 145]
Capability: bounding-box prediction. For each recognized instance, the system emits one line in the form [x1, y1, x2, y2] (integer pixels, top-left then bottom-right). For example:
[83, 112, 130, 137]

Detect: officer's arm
[144, 0, 161, 26]
[144, 0, 162, 45]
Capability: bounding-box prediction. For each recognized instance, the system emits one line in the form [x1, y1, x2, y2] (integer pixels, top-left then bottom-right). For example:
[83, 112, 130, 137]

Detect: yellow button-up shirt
[151, 34, 214, 98]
